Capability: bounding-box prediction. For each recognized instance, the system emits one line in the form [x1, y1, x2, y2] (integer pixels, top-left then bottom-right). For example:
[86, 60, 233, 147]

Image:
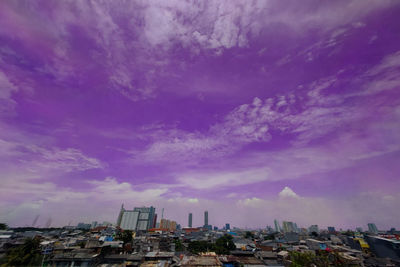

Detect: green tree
[214, 234, 236, 255]
[289, 251, 331, 267]
[0, 223, 7, 230]
[1, 238, 42, 267]
[289, 251, 315, 267]
[116, 230, 133, 244]
[174, 239, 184, 251]
[187, 241, 213, 254]
[244, 231, 254, 239]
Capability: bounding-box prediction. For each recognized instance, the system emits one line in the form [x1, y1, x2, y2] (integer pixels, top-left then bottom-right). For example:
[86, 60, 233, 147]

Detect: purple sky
[1, 0, 400, 230]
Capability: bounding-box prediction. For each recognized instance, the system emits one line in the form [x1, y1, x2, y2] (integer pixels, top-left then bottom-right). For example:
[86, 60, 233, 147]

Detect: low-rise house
[180, 253, 222, 267]
[305, 239, 328, 251]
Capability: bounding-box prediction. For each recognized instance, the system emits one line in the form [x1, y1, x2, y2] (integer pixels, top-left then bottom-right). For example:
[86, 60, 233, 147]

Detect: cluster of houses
[1, 225, 400, 266]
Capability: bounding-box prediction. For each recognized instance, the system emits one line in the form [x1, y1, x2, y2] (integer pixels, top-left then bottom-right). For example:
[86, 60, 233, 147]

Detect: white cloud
[279, 186, 299, 198]
[237, 197, 263, 207]
[88, 177, 168, 202]
[177, 167, 269, 189]
[187, 198, 199, 203]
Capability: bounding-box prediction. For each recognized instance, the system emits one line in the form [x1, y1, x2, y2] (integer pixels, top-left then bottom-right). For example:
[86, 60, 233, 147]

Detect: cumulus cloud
[279, 186, 299, 198]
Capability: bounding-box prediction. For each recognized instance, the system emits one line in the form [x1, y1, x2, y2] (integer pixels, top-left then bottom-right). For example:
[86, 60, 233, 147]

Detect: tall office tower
[152, 214, 157, 229]
[118, 206, 156, 231]
[274, 219, 281, 232]
[134, 206, 156, 231]
[188, 213, 193, 228]
[327, 226, 336, 233]
[282, 221, 295, 233]
[117, 204, 125, 227]
[91, 221, 98, 229]
[225, 223, 230, 230]
[368, 223, 378, 234]
[204, 210, 209, 226]
[294, 223, 299, 233]
[308, 225, 319, 234]
[120, 210, 140, 230]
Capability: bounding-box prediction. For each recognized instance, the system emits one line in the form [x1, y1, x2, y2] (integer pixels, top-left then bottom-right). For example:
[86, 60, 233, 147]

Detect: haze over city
[1, 0, 400, 230]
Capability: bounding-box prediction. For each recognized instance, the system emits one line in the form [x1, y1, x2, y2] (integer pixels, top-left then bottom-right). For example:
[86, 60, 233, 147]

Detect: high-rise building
[327, 226, 336, 233]
[204, 210, 208, 226]
[152, 214, 157, 229]
[294, 223, 299, 233]
[160, 218, 177, 231]
[120, 210, 140, 230]
[188, 213, 193, 228]
[368, 223, 378, 234]
[274, 219, 281, 232]
[117, 204, 125, 226]
[134, 206, 156, 230]
[117, 205, 156, 231]
[308, 225, 319, 234]
[225, 223, 230, 230]
[282, 221, 295, 233]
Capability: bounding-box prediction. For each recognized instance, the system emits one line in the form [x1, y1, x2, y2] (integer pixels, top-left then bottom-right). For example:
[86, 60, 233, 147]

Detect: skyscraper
[274, 219, 281, 232]
[368, 223, 378, 234]
[308, 225, 319, 234]
[134, 206, 156, 231]
[282, 221, 295, 233]
[327, 226, 336, 233]
[188, 213, 192, 228]
[117, 204, 125, 226]
[225, 223, 230, 230]
[117, 205, 156, 231]
[204, 210, 208, 226]
[120, 210, 140, 230]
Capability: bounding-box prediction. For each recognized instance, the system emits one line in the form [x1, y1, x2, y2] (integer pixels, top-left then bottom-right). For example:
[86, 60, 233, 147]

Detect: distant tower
[274, 219, 280, 232]
[45, 217, 52, 228]
[368, 223, 378, 234]
[204, 211, 208, 226]
[32, 215, 40, 227]
[161, 208, 164, 219]
[117, 203, 125, 227]
[188, 213, 193, 228]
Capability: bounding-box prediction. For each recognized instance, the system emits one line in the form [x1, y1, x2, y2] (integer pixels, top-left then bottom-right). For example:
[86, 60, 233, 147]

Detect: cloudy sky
[1, 0, 400, 230]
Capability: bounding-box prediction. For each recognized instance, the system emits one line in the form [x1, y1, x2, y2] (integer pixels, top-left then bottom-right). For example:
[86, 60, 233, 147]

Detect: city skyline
[1, 1, 400, 229]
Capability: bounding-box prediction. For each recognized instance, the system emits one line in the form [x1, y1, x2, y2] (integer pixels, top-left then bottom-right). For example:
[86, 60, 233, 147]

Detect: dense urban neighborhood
[1, 207, 399, 266]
